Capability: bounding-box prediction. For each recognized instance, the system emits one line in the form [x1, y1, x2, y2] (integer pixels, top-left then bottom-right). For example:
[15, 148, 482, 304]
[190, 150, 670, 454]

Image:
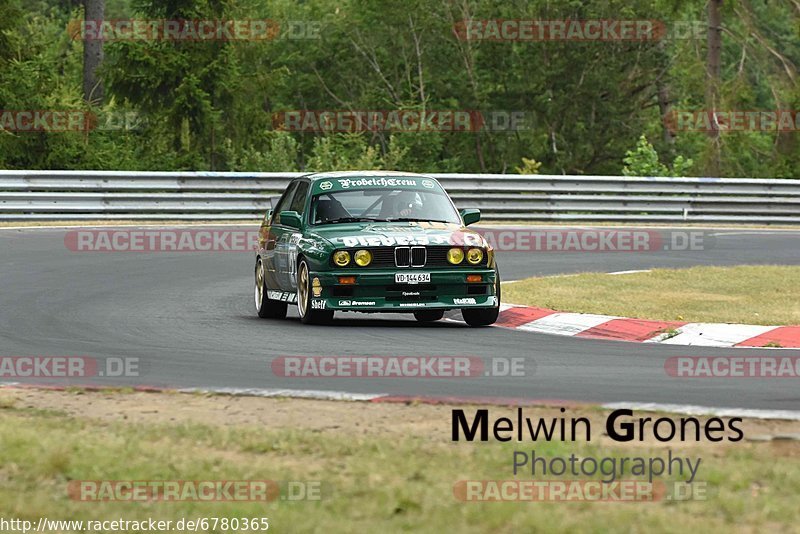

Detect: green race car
[253, 171, 500, 326]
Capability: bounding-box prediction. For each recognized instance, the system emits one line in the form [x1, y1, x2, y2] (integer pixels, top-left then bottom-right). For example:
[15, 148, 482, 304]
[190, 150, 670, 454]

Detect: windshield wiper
[317, 217, 382, 225]
[383, 217, 452, 224]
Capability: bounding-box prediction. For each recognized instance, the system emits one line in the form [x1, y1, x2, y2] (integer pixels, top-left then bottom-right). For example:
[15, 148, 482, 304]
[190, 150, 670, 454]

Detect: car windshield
[311, 188, 461, 225]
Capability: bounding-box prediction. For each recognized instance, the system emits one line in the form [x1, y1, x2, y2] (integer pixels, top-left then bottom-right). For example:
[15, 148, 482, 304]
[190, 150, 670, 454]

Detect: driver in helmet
[393, 191, 423, 217]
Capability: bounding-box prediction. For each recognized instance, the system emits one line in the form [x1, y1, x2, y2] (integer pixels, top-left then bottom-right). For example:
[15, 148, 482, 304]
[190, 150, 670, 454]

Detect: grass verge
[1, 389, 799, 532]
[502, 265, 800, 325]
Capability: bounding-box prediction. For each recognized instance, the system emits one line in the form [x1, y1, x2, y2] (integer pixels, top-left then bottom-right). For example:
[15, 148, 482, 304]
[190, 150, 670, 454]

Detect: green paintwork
[256, 172, 500, 313]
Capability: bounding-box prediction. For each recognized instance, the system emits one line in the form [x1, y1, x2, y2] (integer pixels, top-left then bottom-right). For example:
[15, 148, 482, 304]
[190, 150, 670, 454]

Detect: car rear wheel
[414, 310, 444, 322]
[461, 268, 500, 327]
[297, 260, 333, 325]
[255, 258, 287, 319]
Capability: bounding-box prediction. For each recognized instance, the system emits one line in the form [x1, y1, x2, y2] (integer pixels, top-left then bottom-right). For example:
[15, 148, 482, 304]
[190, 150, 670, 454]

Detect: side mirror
[279, 210, 303, 229]
[459, 208, 481, 226]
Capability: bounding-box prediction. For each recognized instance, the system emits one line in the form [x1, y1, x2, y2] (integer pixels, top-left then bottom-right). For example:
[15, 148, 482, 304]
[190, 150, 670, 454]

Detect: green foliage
[0, 0, 798, 177]
[515, 157, 542, 175]
[622, 135, 693, 177]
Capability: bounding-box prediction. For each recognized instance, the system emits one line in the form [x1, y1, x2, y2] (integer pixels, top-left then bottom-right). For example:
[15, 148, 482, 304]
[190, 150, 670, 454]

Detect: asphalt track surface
[1, 226, 800, 411]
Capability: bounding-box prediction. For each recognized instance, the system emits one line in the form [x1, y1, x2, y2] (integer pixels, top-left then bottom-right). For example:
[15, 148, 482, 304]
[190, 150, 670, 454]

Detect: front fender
[297, 235, 332, 271]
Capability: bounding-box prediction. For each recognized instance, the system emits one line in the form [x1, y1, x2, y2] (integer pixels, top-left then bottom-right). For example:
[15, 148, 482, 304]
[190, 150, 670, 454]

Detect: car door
[277, 179, 310, 291]
[262, 181, 298, 291]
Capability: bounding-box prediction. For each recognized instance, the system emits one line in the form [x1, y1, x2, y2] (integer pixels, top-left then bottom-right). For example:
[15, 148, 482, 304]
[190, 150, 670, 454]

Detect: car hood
[308, 221, 488, 249]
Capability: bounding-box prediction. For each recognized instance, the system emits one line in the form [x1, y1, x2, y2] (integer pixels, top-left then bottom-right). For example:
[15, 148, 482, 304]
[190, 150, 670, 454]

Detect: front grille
[394, 247, 410, 267]
[330, 245, 488, 268]
[385, 295, 438, 302]
[385, 284, 437, 292]
[393, 246, 427, 267]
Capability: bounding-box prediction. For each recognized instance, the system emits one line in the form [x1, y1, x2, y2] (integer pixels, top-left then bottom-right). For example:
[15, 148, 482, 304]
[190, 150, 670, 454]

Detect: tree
[83, 0, 104, 104]
[705, 0, 722, 176]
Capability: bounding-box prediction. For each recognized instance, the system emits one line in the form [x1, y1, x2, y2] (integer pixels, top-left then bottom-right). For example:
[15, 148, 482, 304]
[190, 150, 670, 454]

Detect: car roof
[301, 170, 434, 182]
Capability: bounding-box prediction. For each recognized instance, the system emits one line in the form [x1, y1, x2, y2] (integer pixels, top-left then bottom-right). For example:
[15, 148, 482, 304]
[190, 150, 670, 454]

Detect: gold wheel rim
[298, 263, 309, 317]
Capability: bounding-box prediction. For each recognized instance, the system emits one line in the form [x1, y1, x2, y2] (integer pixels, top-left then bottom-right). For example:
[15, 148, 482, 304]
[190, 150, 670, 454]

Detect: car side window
[289, 181, 310, 216]
[271, 182, 299, 226]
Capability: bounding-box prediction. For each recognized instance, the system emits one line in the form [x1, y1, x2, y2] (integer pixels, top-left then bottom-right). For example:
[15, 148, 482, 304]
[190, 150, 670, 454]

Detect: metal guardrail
[0, 170, 799, 223]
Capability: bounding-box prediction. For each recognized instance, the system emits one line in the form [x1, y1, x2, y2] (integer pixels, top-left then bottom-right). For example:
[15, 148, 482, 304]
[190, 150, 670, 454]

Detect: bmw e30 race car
[253, 171, 500, 326]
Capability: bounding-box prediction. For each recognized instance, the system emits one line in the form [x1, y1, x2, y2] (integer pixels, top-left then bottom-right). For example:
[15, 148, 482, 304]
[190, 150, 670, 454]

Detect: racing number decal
[288, 233, 301, 288]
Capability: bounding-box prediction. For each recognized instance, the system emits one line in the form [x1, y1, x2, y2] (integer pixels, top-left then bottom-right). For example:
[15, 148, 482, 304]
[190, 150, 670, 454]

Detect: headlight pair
[447, 247, 483, 265]
[333, 250, 372, 267]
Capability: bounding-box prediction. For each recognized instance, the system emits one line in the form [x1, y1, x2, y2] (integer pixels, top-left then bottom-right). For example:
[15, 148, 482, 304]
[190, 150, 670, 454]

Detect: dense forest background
[0, 0, 798, 177]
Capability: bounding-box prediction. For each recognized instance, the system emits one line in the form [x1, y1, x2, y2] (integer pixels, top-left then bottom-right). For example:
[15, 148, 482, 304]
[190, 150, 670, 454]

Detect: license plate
[395, 272, 430, 284]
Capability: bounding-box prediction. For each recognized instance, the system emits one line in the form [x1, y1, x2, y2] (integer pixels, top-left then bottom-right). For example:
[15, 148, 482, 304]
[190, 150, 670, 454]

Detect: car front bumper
[309, 268, 498, 311]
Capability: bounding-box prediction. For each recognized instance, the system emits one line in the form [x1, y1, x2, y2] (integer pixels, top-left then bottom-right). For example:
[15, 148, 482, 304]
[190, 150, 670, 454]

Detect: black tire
[461, 268, 501, 327]
[255, 258, 288, 319]
[414, 310, 445, 322]
[297, 259, 334, 325]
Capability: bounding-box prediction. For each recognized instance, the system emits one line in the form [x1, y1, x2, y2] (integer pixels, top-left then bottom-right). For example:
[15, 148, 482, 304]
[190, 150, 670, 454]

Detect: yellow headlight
[354, 249, 372, 266]
[333, 250, 350, 267]
[467, 248, 484, 265]
[447, 248, 465, 264]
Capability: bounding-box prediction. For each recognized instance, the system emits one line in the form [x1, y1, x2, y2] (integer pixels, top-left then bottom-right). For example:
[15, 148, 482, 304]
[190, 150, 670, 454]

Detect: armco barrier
[0, 170, 798, 223]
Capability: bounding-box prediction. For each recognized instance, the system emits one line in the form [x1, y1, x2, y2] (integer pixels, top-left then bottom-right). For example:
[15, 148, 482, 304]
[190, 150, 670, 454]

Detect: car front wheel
[414, 310, 444, 322]
[255, 258, 287, 319]
[297, 259, 333, 325]
[461, 268, 501, 327]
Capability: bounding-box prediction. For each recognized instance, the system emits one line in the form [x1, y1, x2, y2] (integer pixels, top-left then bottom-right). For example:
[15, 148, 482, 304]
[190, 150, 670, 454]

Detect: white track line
[602, 402, 800, 421]
[516, 312, 618, 336]
[4, 382, 799, 420]
[177, 387, 387, 401]
[653, 323, 777, 347]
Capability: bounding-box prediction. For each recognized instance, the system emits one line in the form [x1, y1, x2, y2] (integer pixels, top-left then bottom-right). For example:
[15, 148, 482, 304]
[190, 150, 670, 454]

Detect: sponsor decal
[339, 233, 483, 248]
[312, 277, 322, 297]
[422, 179, 435, 188]
[399, 303, 425, 307]
[268, 290, 298, 303]
[319, 181, 332, 190]
[311, 299, 327, 310]
[402, 291, 420, 296]
[454, 297, 477, 305]
[337, 177, 418, 189]
[337, 299, 375, 306]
